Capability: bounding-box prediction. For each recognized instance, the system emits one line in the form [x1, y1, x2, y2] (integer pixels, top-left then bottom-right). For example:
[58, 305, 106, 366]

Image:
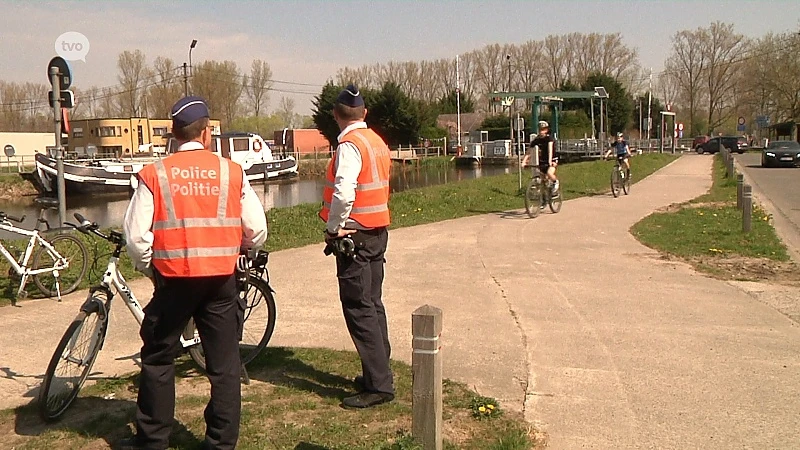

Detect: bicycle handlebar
[0, 212, 26, 223]
[73, 213, 126, 245]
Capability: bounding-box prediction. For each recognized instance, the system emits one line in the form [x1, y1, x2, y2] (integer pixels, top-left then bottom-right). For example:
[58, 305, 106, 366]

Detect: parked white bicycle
[38, 213, 277, 421]
[0, 205, 88, 304]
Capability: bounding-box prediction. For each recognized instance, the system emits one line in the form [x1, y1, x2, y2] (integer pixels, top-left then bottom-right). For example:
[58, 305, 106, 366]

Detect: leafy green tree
[436, 89, 476, 114]
[313, 81, 424, 147]
[480, 114, 513, 141]
[632, 93, 665, 138]
[366, 82, 422, 146]
[228, 114, 286, 139]
[581, 72, 633, 135]
[311, 82, 341, 146]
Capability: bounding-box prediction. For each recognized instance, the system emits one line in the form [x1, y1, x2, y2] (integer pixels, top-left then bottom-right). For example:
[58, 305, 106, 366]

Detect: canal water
[0, 164, 511, 234]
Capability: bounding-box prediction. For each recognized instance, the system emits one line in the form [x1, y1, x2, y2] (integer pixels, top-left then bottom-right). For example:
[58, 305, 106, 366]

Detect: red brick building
[273, 129, 331, 156]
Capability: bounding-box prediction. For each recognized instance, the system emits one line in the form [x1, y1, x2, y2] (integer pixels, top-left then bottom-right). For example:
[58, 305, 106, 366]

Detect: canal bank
[0, 161, 513, 232]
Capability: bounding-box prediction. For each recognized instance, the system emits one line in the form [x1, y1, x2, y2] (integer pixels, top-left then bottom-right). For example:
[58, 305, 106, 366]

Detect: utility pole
[507, 54, 513, 146]
[50, 67, 66, 227]
[456, 55, 462, 152]
[647, 68, 652, 142]
[183, 62, 189, 97]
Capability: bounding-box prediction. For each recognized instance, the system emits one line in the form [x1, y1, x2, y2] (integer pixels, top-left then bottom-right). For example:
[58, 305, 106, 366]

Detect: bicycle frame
[86, 254, 201, 350]
[0, 222, 68, 298]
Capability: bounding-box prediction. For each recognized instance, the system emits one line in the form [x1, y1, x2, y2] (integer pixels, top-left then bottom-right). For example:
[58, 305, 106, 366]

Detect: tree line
[3, 23, 799, 142]
[0, 51, 313, 136]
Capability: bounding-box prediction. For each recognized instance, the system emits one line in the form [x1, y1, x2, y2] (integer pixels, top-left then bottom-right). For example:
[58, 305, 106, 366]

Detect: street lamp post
[506, 54, 513, 145]
[188, 39, 198, 95]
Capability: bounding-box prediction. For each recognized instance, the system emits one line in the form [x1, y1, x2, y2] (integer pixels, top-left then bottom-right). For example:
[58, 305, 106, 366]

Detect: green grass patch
[267, 153, 677, 252]
[0, 347, 542, 450]
[632, 154, 789, 263]
[0, 230, 139, 307]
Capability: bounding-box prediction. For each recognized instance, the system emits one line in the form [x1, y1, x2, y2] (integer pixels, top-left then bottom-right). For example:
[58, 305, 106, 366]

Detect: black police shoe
[342, 391, 394, 409]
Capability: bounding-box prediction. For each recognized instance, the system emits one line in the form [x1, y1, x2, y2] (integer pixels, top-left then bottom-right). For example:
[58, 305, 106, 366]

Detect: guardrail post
[742, 184, 752, 233]
[736, 173, 744, 209]
[412, 304, 443, 450]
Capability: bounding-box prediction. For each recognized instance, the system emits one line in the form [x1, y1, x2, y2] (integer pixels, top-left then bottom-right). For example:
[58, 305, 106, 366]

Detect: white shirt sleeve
[240, 173, 268, 249]
[326, 142, 362, 233]
[123, 183, 155, 275]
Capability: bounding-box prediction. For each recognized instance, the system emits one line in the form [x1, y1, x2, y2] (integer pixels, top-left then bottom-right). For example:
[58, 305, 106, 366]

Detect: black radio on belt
[323, 236, 356, 259]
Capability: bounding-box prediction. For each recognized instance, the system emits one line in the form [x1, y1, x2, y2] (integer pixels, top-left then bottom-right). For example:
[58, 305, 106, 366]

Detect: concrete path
[2, 153, 800, 449]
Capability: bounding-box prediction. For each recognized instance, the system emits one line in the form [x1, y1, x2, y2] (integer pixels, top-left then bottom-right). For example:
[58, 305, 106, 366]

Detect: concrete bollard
[742, 184, 752, 233]
[412, 305, 443, 450]
[736, 173, 744, 210]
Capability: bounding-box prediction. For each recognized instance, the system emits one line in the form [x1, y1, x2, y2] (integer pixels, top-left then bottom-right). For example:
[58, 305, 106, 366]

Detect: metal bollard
[742, 184, 752, 233]
[736, 173, 744, 210]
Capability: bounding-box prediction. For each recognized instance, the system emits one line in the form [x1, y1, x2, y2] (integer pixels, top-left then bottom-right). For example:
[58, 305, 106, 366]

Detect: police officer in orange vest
[120, 96, 267, 449]
[320, 85, 394, 409]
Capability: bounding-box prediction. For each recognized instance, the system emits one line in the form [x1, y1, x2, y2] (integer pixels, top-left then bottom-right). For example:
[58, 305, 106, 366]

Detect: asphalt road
[735, 151, 800, 260]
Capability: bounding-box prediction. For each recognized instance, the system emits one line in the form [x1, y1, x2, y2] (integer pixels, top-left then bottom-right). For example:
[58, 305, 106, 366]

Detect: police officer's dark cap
[170, 96, 210, 128]
[336, 84, 364, 108]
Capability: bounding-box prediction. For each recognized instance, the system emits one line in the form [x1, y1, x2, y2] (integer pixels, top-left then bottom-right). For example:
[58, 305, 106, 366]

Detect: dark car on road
[761, 140, 800, 167]
[692, 135, 709, 150]
[698, 136, 743, 154]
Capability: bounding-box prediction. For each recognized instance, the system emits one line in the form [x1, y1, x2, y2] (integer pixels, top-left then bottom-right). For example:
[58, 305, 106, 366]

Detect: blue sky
[1, 0, 798, 114]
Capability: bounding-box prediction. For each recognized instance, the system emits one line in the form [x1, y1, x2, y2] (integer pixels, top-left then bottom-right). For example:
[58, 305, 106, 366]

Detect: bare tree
[146, 56, 183, 118]
[277, 96, 295, 127]
[246, 59, 273, 116]
[191, 60, 244, 127]
[702, 22, 747, 132]
[543, 35, 570, 89]
[666, 28, 707, 135]
[116, 50, 148, 117]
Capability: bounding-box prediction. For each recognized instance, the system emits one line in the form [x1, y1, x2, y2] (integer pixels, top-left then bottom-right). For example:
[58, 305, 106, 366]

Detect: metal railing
[0, 156, 36, 173]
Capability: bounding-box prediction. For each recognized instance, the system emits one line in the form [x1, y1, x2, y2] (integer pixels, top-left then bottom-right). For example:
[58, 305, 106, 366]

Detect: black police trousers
[136, 271, 242, 450]
[335, 227, 394, 395]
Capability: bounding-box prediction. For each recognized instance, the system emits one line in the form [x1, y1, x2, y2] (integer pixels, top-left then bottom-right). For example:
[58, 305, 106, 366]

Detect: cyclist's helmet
[616, 132, 624, 138]
[538, 120, 549, 129]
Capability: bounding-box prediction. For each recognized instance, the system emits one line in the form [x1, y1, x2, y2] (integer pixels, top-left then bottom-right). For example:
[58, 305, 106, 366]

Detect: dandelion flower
[478, 406, 486, 412]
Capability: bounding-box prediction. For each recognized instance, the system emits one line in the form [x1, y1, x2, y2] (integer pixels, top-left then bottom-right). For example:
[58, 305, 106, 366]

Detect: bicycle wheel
[549, 189, 563, 213]
[38, 302, 107, 421]
[187, 277, 277, 369]
[622, 170, 631, 195]
[610, 168, 621, 198]
[524, 177, 544, 218]
[32, 233, 89, 297]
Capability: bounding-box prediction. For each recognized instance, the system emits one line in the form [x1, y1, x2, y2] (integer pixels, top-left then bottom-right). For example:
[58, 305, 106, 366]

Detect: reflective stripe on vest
[319, 128, 390, 228]
[151, 159, 241, 236]
[139, 152, 244, 277]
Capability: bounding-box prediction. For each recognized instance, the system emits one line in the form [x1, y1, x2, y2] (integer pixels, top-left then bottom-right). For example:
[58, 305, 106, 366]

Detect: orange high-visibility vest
[137, 150, 243, 277]
[319, 127, 391, 228]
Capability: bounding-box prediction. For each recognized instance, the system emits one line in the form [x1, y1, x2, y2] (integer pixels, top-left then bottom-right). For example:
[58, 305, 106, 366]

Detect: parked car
[692, 135, 709, 151]
[737, 136, 749, 150]
[761, 140, 800, 167]
[699, 136, 743, 154]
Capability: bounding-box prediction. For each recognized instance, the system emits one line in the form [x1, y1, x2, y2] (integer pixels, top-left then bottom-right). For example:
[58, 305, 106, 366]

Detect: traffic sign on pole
[47, 56, 72, 89]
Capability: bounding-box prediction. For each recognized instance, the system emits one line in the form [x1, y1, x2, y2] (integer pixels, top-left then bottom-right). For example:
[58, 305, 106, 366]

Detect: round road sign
[47, 56, 72, 89]
[738, 116, 746, 125]
[3, 144, 14, 157]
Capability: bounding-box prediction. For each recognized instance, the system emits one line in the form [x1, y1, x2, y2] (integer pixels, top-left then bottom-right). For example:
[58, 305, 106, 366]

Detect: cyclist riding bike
[604, 132, 632, 175]
[523, 120, 559, 195]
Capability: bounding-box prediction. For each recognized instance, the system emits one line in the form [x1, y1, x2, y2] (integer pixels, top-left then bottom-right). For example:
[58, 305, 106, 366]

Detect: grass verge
[267, 153, 677, 251]
[0, 153, 676, 306]
[631, 154, 799, 282]
[0, 347, 544, 450]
